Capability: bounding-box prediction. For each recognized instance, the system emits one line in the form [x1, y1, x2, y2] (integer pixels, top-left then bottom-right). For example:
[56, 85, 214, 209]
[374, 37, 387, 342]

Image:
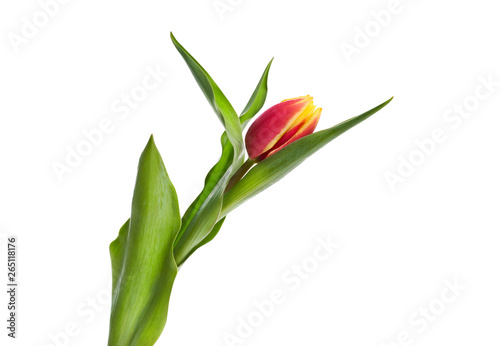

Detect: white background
[1, 0, 499, 345]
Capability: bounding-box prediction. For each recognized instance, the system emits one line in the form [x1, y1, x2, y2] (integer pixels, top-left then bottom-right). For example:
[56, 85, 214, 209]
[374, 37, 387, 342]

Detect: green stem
[225, 158, 256, 193]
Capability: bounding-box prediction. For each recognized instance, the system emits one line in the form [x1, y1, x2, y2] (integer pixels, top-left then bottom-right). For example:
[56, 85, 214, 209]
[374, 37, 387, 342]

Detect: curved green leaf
[110, 219, 129, 302]
[173, 58, 273, 265]
[170, 32, 243, 161]
[221, 97, 393, 218]
[108, 136, 181, 346]
[240, 58, 273, 129]
[179, 217, 226, 263]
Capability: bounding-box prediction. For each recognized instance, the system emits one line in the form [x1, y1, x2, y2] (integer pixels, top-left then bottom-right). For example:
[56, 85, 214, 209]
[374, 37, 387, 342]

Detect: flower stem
[225, 158, 256, 193]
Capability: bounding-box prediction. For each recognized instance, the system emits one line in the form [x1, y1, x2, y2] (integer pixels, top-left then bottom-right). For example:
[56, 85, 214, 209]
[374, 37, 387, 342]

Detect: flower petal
[245, 96, 313, 159]
[261, 107, 322, 159]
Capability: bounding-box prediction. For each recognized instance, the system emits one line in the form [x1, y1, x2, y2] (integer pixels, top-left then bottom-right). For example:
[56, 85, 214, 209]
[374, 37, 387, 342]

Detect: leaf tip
[143, 134, 159, 157]
[378, 96, 394, 109]
[170, 32, 179, 46]
[265, 58, 274, 72]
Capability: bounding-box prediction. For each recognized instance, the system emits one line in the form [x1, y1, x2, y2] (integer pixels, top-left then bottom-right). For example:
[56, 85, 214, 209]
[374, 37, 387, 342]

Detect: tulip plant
[108, 33, 392, 345]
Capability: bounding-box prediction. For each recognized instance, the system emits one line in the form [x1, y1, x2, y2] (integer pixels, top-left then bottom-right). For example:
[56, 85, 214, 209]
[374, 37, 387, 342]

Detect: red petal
[260, 107, 322, 160]
[245, 96, 313, 159]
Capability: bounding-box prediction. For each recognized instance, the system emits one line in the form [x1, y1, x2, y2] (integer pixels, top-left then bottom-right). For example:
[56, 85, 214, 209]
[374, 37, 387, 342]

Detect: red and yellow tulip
[245, 96, 322, 161]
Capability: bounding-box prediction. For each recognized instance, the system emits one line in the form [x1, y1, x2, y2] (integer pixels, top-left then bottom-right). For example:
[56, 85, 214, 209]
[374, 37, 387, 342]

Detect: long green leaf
[170, 33, 241, 264]
[180, 217, 226, 262]
[221, 97, 393, 218]
[173, 58, 273, 265]
[110, 219, 129, 301]
[108, 136, 181, 346]
[170, 32, 243, 160]
[240, 58, 273, 129]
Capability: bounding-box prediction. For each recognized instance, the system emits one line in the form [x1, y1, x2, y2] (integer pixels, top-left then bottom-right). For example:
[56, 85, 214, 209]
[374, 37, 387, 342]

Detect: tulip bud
[245, 96, 322, 161]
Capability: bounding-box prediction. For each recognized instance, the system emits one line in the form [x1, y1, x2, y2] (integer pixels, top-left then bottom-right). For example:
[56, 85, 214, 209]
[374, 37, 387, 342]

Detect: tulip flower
[108, 32, 392, 346]
[224, 96, 322, 192]
[245, 95, 322, 161]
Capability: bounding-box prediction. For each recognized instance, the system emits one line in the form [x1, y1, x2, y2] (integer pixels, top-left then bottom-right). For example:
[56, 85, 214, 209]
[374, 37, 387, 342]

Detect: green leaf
[110, 219, 129, 301]
[108, 136, 181, 346]
[170, 33, 242, 265]
[173, 57, 273, 266]
[170, 32, 243, 163]
[240, 58, 273, 129]
[221, 97, 393, 218]
[172, 155, 232, 265]
[179, 217, 226, 262]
